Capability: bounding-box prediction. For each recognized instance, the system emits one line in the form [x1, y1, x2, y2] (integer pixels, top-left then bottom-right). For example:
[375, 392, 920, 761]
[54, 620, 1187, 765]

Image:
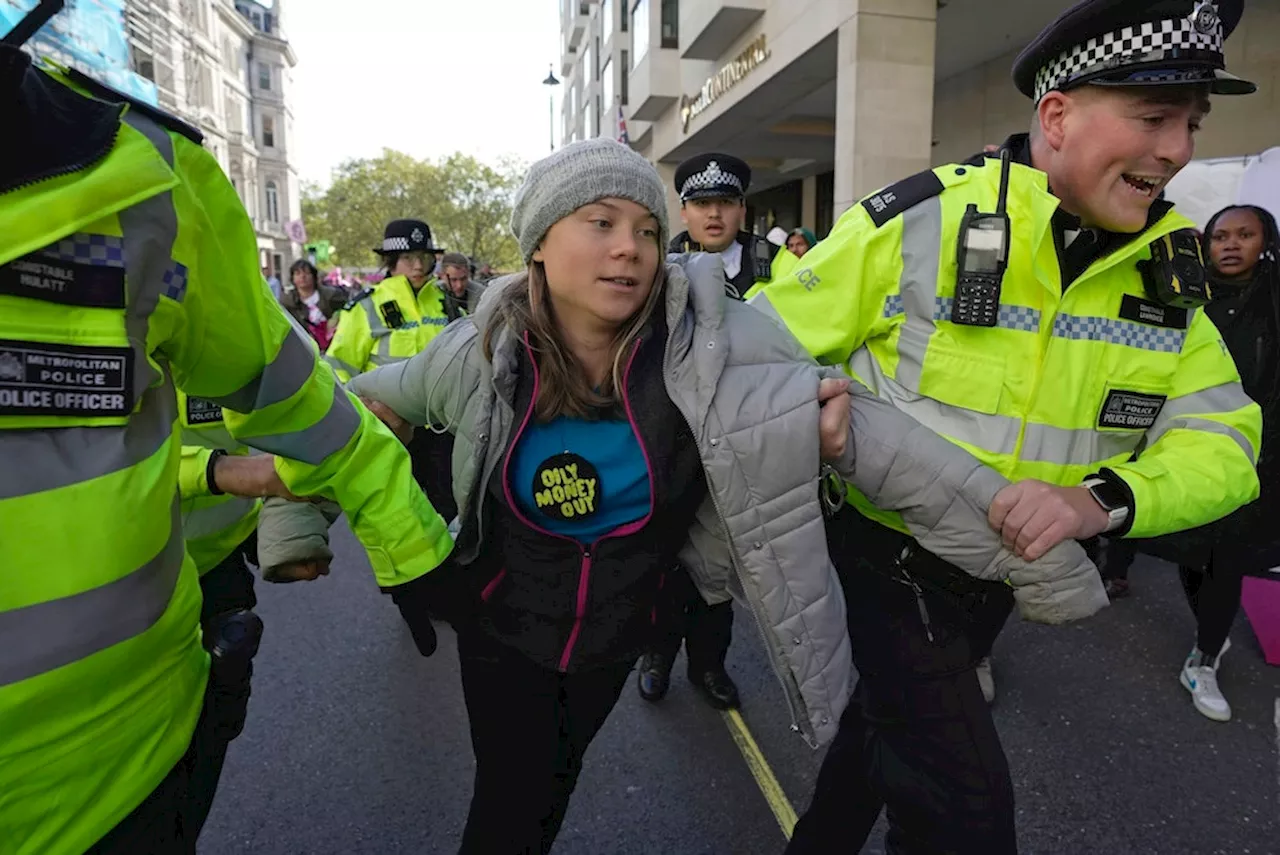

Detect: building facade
[559, 0, 1280, 238]
[125, 0, 301, 278]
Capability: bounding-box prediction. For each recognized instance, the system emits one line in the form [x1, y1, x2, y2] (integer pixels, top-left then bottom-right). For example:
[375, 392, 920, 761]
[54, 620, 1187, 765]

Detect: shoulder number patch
[861, 170, 946, 228]
[1099, 389, 1166, 430]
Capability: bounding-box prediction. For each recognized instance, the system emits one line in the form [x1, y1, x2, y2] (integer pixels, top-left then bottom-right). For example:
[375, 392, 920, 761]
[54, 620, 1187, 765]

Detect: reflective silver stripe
[211, 330, 315, 414]
[934, 297, 1041, 332]
[852, 355, 1022, 456]
[1051, 312, 1187, 353]
[368, 350, 403, 367]
[1153, 382, 1256, 424]
[1147, 382, 1259, 462]
[238, 387, 361, 464]
[0, 380, 175, 500]
[894, 196, 942, 392]
[183, 495, 258, 541]
[122, 110, 175, 167]
[323, 352, 360, 379]
[0, 498, 186, 688]
[1020, 422, 1143, 466]
[1150, 416, 1257, 464]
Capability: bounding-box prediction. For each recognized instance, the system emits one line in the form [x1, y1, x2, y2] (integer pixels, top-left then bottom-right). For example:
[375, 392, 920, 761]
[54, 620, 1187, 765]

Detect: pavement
[201, 522, 1279, 854]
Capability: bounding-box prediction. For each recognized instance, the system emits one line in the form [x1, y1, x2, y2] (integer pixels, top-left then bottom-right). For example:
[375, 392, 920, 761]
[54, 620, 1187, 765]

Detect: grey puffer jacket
[261, 254, 1104, 747]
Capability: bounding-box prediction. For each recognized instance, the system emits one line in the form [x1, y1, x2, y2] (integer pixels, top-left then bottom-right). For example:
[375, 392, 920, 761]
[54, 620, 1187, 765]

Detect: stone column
[833, 0, 937, 217]
[802, 174, 818, 232]
[653, 160, 684, 242]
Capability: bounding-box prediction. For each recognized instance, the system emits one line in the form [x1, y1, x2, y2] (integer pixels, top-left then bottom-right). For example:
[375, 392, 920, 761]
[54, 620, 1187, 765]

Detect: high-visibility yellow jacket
[177, 390, 260, 575]
[324, 274, 451, 382]
[752, 155, 1261, 539]
[0, 59, 451, 855]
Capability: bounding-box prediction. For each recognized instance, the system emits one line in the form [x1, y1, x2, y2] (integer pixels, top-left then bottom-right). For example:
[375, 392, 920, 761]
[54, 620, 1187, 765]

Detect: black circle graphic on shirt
[532, 452, 602, 522]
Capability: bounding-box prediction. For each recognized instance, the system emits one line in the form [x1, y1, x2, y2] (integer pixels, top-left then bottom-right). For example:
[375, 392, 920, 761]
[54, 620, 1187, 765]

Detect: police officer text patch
[185, 395, 224, 425]
[1098, 389, 1166, 430]
[0, 254, 127, 309]
[0, 339, 134, 417]
[532, 453, 601, 522]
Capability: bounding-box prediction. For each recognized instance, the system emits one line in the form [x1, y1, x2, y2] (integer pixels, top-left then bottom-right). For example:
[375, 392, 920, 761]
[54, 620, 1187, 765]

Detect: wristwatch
[1082, 477, 1130, 533]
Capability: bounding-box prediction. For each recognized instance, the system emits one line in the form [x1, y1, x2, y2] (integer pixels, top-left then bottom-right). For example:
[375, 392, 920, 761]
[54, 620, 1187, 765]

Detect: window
[261, 115, 275, 148]
[593, 95, 601, 138]
[135, 52, 155, 81]
[660, 0, 678, 48]
[631, 0, 648, 68]
[594, 37, 600, 80]
[583, 42, 593, 87]
[258, 62, 271, 91]
[265, 181, 279, 223]
[621, 0, 628, 31]
[602, 0, 613, 34]
[621, 50, 629, 105]
[601, 55, 614, 111]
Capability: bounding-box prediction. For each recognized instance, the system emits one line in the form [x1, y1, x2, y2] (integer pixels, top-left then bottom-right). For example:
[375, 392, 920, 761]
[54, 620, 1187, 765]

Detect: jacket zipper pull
[895, 547, 934, 643]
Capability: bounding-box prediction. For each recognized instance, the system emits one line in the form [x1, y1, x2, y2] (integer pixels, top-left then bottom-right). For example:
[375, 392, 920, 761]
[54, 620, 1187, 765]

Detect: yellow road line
[721, 708, 799, 839]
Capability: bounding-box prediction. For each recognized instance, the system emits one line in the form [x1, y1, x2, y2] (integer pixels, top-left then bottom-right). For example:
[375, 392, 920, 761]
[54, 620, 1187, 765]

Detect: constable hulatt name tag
[185, 395, 224, 425]
[0, 254, 127, 309]
[0, 339, 133, 417]
[1098, 389, 1166, 430]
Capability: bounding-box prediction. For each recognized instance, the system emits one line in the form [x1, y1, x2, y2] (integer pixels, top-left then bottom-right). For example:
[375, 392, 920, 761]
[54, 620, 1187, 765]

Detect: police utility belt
[949, 150, 1211, 330]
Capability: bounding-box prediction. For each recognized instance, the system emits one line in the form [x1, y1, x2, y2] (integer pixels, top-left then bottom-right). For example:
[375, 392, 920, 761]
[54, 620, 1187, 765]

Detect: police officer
[323, 217, 459, 519]
[755, 2, 1263, 852]
[668, 153, 778, 300]
[635, 153, 780, 710]
[0, 8, 452, 851]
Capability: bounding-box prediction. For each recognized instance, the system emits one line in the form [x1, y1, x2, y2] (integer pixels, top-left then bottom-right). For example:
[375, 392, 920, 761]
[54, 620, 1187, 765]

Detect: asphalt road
[201, 522, 1279, 854]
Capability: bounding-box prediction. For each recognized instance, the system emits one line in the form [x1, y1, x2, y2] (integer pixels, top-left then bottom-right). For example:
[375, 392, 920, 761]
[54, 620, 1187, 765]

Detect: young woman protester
[338, 139, 1101, 854]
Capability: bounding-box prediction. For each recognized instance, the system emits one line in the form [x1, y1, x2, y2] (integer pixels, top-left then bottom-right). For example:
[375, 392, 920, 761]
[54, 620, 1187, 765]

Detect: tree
[301, 150, 525, 272]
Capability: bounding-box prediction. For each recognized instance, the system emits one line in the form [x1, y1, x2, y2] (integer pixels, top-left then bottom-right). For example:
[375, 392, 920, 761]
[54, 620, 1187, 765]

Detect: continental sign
[680, 35, 771, 133]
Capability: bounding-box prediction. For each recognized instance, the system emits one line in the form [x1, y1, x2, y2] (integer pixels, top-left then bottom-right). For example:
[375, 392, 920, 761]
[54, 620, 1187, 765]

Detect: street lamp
[542, 65, 560, 152]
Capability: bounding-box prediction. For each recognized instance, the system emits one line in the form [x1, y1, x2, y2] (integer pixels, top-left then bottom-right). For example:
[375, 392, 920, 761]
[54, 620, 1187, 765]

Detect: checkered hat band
[381, 236, 411, 252]
[1034, 16, 1223, 101]
[680, 166, 745, 199]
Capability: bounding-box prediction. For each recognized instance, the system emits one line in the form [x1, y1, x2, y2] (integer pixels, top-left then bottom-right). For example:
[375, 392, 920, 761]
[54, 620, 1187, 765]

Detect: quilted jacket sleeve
[831, 380, 1108, 624]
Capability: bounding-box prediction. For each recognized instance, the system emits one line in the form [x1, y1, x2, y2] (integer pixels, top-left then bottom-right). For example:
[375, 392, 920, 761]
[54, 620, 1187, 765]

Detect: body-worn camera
[1139, 230, 1212, 309]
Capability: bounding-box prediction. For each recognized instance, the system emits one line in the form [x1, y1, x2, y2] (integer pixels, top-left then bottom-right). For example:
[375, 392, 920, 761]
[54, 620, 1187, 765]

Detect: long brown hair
[483, 260, 667, 421]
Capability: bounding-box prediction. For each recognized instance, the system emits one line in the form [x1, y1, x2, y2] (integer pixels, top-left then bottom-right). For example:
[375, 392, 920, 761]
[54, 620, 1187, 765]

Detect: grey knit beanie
[511, 138, 669, 262]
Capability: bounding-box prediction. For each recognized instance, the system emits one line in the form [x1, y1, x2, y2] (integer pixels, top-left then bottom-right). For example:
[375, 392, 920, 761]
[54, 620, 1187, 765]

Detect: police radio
[951, 148, 1013, 327]
[1138, 230, 1212, 309]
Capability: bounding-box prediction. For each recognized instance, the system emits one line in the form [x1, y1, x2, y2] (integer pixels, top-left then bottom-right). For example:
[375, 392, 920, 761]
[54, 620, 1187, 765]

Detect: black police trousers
[647, 566, 734, 677]
[785, 509, 1017, 855]
[87, 538, 259, 855]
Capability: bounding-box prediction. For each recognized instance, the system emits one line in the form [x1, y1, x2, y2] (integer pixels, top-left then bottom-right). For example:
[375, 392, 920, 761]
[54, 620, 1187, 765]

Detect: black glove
[388, 575, 440, 657]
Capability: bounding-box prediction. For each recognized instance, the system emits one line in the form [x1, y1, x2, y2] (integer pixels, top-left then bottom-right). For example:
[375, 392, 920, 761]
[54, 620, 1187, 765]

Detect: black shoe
[637, 652, 672, 702]
[692, 668, 740, 710]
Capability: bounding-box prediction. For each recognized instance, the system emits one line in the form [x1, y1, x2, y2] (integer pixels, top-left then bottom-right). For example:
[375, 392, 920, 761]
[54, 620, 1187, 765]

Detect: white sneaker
[975, 656, 996, 705]
[1179, 643, 1232, 722]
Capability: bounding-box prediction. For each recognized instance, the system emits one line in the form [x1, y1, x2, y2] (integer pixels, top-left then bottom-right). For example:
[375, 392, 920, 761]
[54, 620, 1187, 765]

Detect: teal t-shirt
[510, 414, 650, 543]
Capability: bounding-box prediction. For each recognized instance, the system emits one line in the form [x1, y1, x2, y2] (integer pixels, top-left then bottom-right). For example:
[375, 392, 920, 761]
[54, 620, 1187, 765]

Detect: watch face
[1090, 480, 1127, 511]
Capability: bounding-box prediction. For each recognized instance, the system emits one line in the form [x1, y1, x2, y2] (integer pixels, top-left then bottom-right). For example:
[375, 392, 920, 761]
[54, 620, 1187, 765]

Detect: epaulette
[860, 169, 946, 229]
[342, 287, 375, 311]
[64, 68, 204, 145]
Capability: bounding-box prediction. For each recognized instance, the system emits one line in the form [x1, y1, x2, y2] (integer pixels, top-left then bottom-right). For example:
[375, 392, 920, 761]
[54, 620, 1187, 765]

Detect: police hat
[674, 153, 751, 203]
[1013, 1, 1255, 102]
[374, 219, 443, 256]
